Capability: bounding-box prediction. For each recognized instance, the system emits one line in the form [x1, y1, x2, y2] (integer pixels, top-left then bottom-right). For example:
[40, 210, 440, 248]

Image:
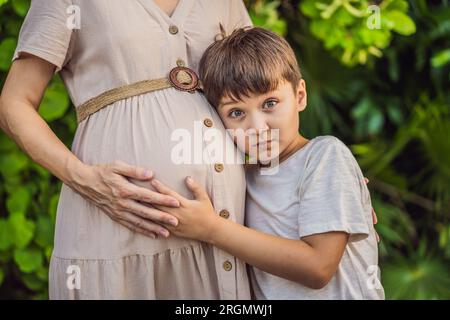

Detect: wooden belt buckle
[169, 66, 200, 93]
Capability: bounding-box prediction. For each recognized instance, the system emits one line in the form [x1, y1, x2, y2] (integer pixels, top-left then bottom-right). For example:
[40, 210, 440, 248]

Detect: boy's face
[217, 79, 307, 162]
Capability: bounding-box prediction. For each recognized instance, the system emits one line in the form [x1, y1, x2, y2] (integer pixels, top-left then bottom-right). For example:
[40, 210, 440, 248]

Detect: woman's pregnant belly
[52, 88, 246, 259]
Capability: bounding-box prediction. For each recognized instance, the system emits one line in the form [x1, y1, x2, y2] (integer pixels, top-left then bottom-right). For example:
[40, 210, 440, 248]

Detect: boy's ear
[296, 79, 307, 112]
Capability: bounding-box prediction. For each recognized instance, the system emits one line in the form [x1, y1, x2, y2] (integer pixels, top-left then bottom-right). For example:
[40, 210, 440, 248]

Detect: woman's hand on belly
[68, 160, 180, 238]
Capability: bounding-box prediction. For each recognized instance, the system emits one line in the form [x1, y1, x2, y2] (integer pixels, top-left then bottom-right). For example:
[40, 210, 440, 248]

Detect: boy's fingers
[364, 177, 369, 184]
[372, 208, 378, 225]
[151, 202, 181, 222]
[185, 176, 208, 200]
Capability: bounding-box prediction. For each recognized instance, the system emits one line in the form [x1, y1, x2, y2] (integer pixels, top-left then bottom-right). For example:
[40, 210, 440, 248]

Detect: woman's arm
[151, 177, 348, 289]
[0, 54, 85, 185]
[0, 54, 180, 238]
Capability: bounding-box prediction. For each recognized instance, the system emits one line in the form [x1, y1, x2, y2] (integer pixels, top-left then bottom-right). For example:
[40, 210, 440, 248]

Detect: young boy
[151, 27, 385, 300]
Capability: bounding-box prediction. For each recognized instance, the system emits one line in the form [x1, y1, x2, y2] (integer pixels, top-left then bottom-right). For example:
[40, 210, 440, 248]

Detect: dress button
[223, 261, 233, 271]
[176, 59, 186, 67]
[203, 118, 213, 127]
[219, 209, 230, 219]
[169, 25, 179, 34]
[214, 163, 224, 172]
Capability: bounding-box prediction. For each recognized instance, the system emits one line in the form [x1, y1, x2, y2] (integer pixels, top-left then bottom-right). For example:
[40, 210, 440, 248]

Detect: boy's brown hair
[199, 26, 302, 108]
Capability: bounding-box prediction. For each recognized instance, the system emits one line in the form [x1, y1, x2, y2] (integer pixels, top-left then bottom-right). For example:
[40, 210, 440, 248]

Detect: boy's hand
[150, 177, 219, 242]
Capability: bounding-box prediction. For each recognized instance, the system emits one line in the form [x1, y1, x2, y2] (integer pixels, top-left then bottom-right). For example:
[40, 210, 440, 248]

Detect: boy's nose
[250, 115, 270, 132]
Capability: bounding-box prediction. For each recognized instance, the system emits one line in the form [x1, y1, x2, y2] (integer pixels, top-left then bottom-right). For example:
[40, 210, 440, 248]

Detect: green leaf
[14, 248, 43, 273]
[36, 266, 49, 282]
[0, 132, 16, 152]
[8, 212, 35, 249]
[367, 109, 384, 135]
[385, 10, 416, 36]
[0, 151, 29, 177]
[6, 186, 31, 214]
[376, 223, 404, 244]
[0, 219, 13, 251]
[49, 194, 60, 221]
[0, 0, 9, 8]
[310, 19, 331, 40]
[299, 0, 320, 18]
[22, 273, 45, 291]
[44, 246, 53, 260]
[3, 174, 23, 194]
[333, 6, 355, 27]
[249, 0, 286, 35]
[30, 162, 50, 179]
[387, 104, 404, 125]
[383, 255, 450, 299]
[0, 37, 17, 71]
[39, 82, 70, 121]
[35, 215, 54, 248]
[11, 0, 30, 17]
[0, 250, 12, 264]
[383, 0, 409, 12]
[5, 17, 23, 36]
[431, 49, 450, 68]
[0, 268, 4, 286]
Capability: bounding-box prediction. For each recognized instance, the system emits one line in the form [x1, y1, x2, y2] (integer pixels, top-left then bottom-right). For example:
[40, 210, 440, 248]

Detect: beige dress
[13, 0, 253, 299]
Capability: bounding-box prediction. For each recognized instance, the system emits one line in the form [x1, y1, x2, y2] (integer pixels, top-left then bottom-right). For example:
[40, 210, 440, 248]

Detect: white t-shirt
[245, 136, 385, 300]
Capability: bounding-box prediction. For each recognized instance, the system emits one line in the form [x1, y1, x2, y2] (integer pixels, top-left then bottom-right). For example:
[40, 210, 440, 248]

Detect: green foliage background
[0, 0, 449, 299]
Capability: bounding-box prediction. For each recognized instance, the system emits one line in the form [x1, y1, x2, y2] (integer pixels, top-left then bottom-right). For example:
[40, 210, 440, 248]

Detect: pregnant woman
[0, 0, 252, 299]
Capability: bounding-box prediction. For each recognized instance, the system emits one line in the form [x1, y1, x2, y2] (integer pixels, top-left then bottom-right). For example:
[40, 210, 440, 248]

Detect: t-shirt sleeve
[297, 137, 371, 241]
[11, 0, 75, 73]
[225, 0, 253, 33]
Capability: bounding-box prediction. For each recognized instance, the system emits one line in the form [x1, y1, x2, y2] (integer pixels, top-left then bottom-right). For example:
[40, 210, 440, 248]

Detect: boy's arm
[150, 177, 348, 289]
[207, 217, 348, 289]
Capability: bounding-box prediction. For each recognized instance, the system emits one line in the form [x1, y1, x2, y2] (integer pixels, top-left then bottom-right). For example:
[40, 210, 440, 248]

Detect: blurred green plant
[382, 241, 450, 299]
[273, 0, 449, 299]
[299, 0, 416, 66]
[247, 0, 287, 35]
[0, 0, 76, 299]
[352, 99, 450, 208]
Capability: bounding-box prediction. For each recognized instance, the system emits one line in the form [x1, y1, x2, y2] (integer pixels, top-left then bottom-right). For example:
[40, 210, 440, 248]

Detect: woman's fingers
[116, 210, 171, 238]
[124, 199, 178, 227]
[116, 219, 157, 239]
[150, 179, 184, 202]
[111, 160, 153, 180]
[185, 176, 208, 201]
[83, 162, 181, 236]
[126, 183, 180, 207]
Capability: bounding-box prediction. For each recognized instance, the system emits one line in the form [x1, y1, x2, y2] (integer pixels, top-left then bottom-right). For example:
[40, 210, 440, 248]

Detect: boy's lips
[252, 140, 273, 148]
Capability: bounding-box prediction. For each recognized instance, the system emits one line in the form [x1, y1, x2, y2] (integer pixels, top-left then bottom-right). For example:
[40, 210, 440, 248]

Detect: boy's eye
[229, 109, 245, 118]
[263, 99, 278, 109]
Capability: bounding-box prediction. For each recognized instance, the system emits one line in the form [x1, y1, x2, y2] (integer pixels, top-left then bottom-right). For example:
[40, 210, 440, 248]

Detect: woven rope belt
[75, 66, 203, 124]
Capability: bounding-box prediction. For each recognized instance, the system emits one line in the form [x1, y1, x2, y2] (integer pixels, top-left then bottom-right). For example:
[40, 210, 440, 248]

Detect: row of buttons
[167, 21, 235, 281]
[169, 24, 185, 68]
[202, 118, 224, 173]
[202, 116, 233, 272]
